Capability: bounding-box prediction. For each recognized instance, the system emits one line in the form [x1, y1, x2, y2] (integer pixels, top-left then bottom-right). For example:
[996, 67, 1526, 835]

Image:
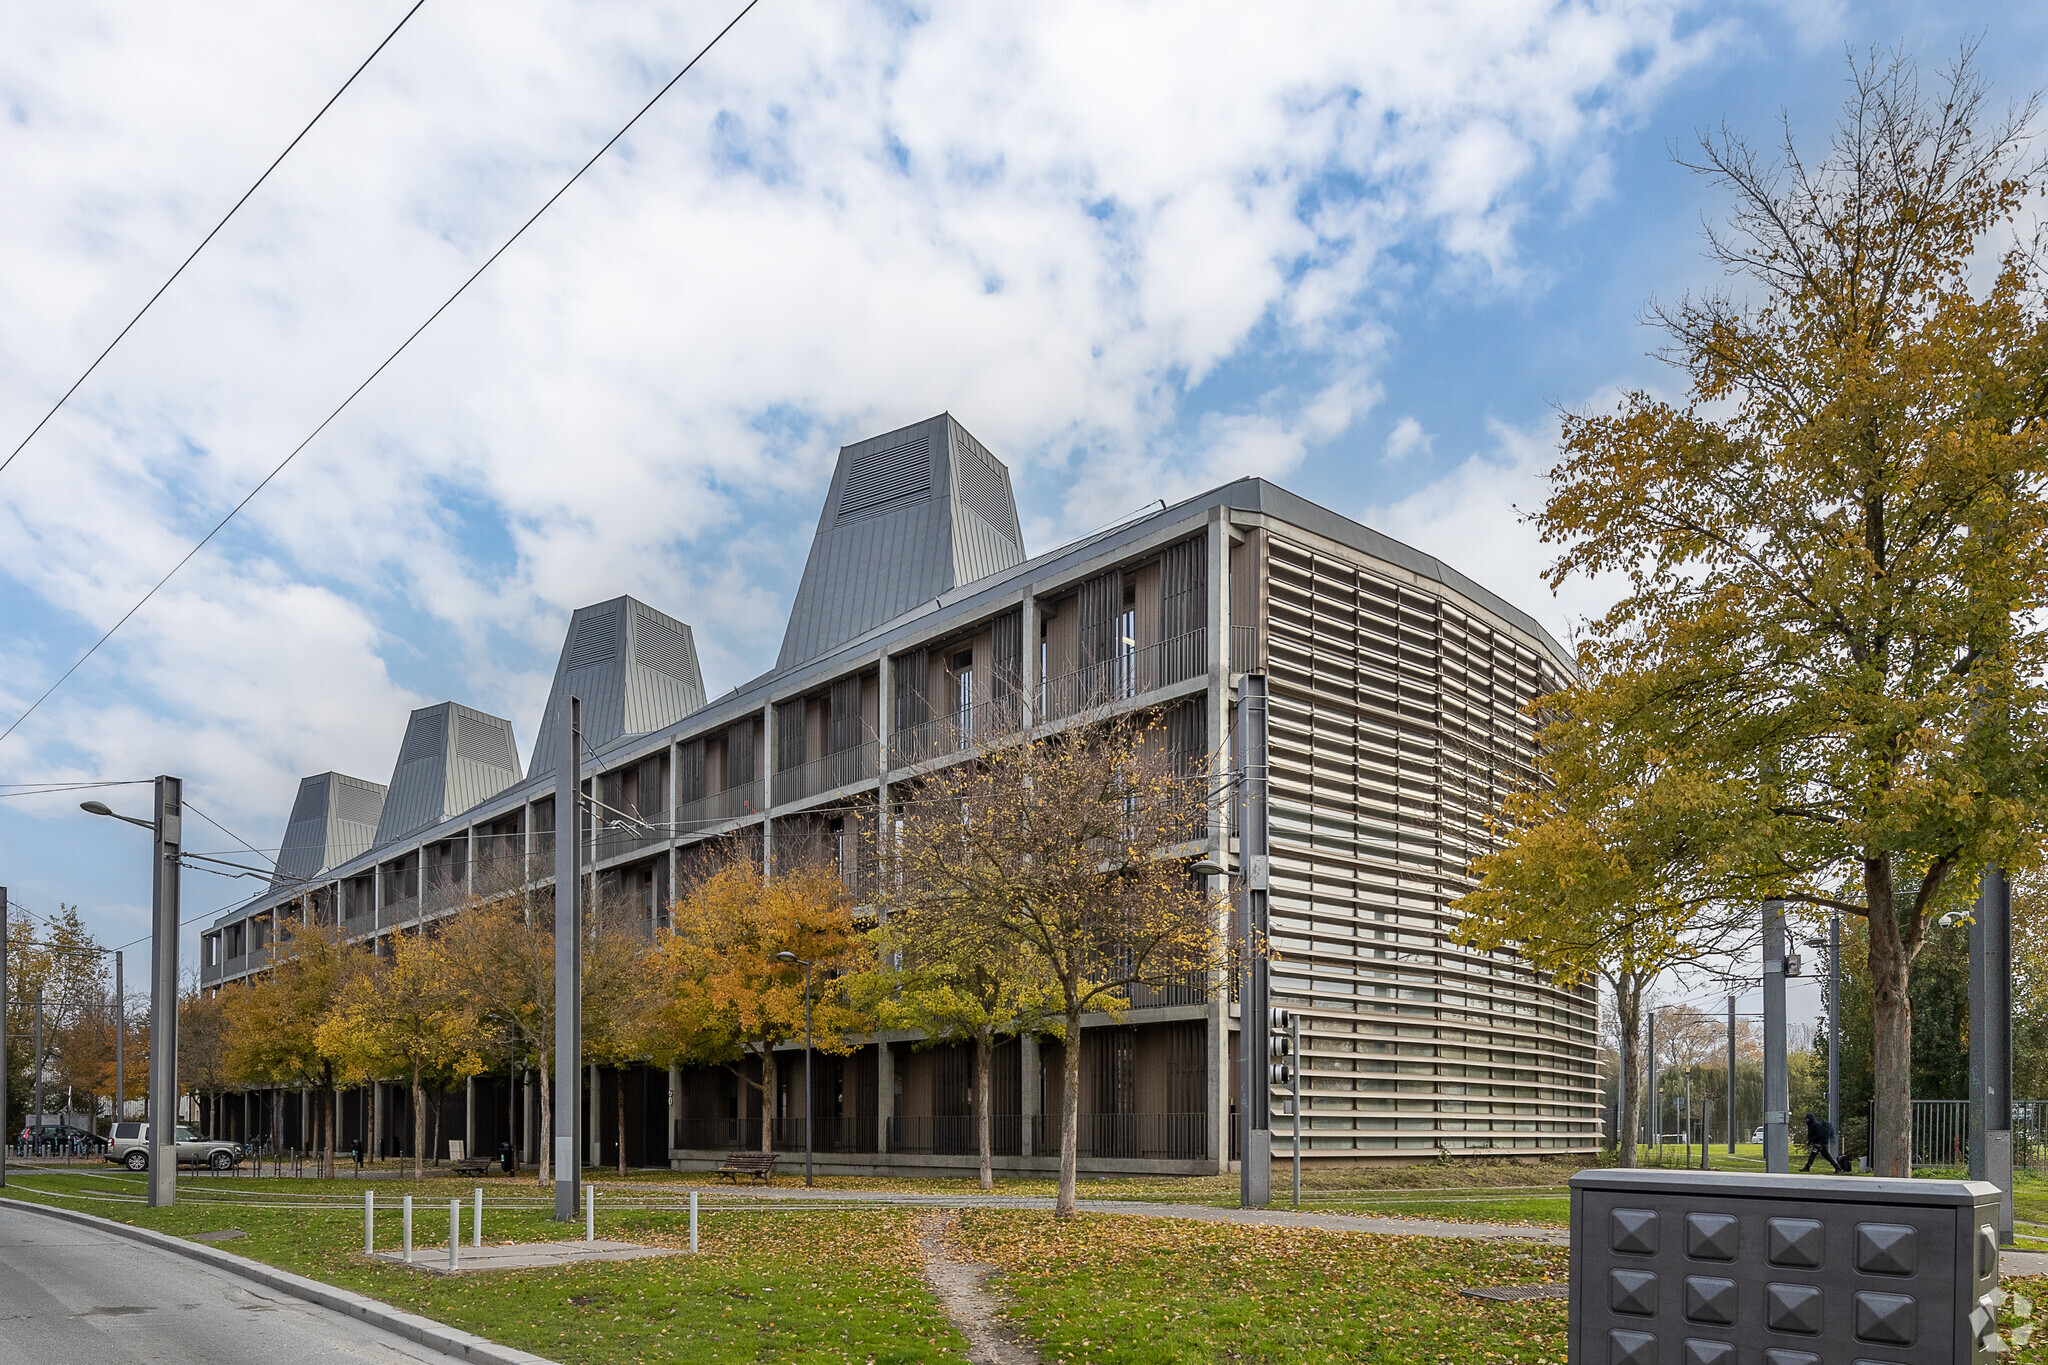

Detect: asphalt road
[0, 1204, 453, 1365]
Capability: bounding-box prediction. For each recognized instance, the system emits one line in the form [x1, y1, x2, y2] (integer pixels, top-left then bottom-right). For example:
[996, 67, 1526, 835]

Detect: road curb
[0, 1194, 563, 1365]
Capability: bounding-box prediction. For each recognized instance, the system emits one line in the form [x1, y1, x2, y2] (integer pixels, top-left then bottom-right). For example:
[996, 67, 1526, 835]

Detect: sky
[2, 0, 2041, 1014]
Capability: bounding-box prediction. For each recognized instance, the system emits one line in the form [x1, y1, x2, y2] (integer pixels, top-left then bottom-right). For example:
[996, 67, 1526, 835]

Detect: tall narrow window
[952, 649, 975, 747]
[1116, 586, 1137, 698]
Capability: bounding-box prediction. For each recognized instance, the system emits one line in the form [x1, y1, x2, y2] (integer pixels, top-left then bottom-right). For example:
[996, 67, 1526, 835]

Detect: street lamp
[80, 778, 183, 1208]
[775, 952, 815, 1187]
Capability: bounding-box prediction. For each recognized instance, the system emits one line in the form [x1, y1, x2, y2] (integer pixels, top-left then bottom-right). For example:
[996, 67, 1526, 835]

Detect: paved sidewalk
[369, 1238, 681, 1276]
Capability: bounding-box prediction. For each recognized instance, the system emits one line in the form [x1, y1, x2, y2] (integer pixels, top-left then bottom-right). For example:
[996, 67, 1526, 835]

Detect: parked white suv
[106, 1122, 242, 1172]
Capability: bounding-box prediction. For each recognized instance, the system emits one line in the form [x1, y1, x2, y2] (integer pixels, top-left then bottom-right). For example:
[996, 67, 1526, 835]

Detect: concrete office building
[203, 413, 1597, 1174]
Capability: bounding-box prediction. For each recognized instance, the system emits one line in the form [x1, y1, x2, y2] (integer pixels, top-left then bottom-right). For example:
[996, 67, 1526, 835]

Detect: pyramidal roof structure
[777, 413, 1025, 670]
[272, 772, 387, 890]
[373, 702, 523, 847]
[528, 596, 706, 778]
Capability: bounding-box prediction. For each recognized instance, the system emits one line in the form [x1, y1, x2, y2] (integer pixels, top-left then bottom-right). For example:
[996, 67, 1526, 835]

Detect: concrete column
[1019, 1034, 1039, 1158]
[465, 1075, 476, 1156]
[1206, 504, 1234, 1176]
[667, 1064, 682, 1165]
[875, 1040, 894, 1156]
[588, 1063, 601, 1168]
[373, 1083, 386, 1158]
[760, 704, 776, 877]
[522, 1073, 533, 1159]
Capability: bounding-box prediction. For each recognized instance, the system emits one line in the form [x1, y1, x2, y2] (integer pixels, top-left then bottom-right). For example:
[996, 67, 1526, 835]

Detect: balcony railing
[378, 896, 421, 932]
[888, 696, 1025, 770]
[673, 781, 764, 837]
[595, 817, 669, 865]
[775, 744, 879, 805]
[1040, 628, 1207, 723]
[1030, 1112, 1208, 1161]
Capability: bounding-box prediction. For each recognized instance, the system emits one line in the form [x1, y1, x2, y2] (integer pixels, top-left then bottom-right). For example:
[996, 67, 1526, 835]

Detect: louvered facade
[202, 415, 1593, 1174]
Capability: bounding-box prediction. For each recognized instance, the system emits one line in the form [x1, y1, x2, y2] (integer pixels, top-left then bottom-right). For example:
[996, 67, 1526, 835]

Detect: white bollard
[473, 1187, 482, 1247]
[449, 1200, 459, 1271]
[402, 1194, 413, 1263]
[364, 1190, 375, 1255]
[585, 1187, 595, 1244]
[689, 1190, 698, 1253]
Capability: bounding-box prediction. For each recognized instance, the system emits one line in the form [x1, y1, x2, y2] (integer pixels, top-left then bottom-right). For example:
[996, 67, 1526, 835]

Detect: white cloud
[1362, 409, 1631, 653]
[1383, 415, 1434, 465]
[0, 0, 1728, 843]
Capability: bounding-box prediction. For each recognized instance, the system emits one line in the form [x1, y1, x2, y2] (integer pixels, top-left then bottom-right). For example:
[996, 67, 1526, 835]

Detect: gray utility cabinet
[1569, 1169, 2004, 1365]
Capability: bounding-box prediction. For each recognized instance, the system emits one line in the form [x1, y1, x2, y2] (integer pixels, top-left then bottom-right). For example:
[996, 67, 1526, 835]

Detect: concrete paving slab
[367, 1239, 682, 1275]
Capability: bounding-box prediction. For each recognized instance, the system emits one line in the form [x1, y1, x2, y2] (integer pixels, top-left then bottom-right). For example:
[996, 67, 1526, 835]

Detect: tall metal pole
[802, 961, 814, 1188]
[1726, 995, 1736, 1153]
[554, 695, 583, 1222]
[1826, 913, 1841, 1141]
[1969, 866, 2014, 1244]
[1645, 1011, 1655, 1161]
[1611, 996, 1627, 1161]
[1762, 898, 1790, 1174]
[148, 774, 183, 1206]
[33, 1000, 43, 1133]
[1, 886, 9, 1187]
[1236, 674, 1271, 1209]
[114, 951, 124, 1129]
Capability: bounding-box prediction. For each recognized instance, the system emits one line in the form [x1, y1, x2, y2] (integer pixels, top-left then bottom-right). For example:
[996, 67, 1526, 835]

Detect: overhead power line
[0, 0, 430, 477]
[0, 0, 765, 748]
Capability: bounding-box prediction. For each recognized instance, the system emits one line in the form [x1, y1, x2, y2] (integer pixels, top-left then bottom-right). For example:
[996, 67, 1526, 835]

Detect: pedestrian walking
[1802, 1112, 1846, 1173]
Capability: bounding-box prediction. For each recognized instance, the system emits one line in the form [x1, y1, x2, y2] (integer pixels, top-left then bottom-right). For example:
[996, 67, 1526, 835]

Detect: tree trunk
[412, 1061, 426, 1180]
[759, 1048, 778, 1155]
[975, 1032, 994, 1192]
[616, 1067, 628, 1175]
[1056, 1014, 1081, 1218]
[1612, 973, 1643, 1169]
[1866, 859, 1914, 1177]
[537, 1057, 552, 1187]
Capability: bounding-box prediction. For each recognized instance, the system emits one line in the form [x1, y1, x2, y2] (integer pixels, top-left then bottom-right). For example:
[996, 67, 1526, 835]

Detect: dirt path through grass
[916, 1213, 1039, 1365]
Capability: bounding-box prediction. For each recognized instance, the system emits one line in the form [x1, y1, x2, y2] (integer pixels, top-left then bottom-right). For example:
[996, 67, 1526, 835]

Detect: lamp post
[776, 952, 815, 1186]
[83, 780, 182, 1207]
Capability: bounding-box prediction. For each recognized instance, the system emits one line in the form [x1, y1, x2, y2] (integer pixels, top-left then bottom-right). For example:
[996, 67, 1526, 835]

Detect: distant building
[204, 413, 1595, 1172]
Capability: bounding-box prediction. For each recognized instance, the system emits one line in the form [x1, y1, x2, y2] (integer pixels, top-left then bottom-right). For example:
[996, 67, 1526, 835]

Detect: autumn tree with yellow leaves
[222, 921, 358, 1174]
[651, 855, 871, 1155]
[878, 712, 1220, 1217]
[318, 928, 478, 1179]
[1483, 49, 2048, 1176]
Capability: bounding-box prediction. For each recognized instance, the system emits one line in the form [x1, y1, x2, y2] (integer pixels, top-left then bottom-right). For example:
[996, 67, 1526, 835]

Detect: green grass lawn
[950, 1209, 1570, 1365]
[3, 1170, 966, 1364]
[6, 1164, 2041, 1365]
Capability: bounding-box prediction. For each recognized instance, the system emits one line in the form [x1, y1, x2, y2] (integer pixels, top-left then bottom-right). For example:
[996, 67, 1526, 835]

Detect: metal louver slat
[836, 436, 931, 522]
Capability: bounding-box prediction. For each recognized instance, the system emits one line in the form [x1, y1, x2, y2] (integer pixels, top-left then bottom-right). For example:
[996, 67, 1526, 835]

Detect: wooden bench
[450, 1156, 492, 1177]
[715, 1151, 776, 1184]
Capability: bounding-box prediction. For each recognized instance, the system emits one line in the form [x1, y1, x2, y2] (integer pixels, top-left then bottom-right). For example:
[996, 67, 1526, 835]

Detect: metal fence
[886, 1114, 1021, 1157]
[1030, 1111, 1208, 1161]
[1908, 1097, 2048, 1171]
